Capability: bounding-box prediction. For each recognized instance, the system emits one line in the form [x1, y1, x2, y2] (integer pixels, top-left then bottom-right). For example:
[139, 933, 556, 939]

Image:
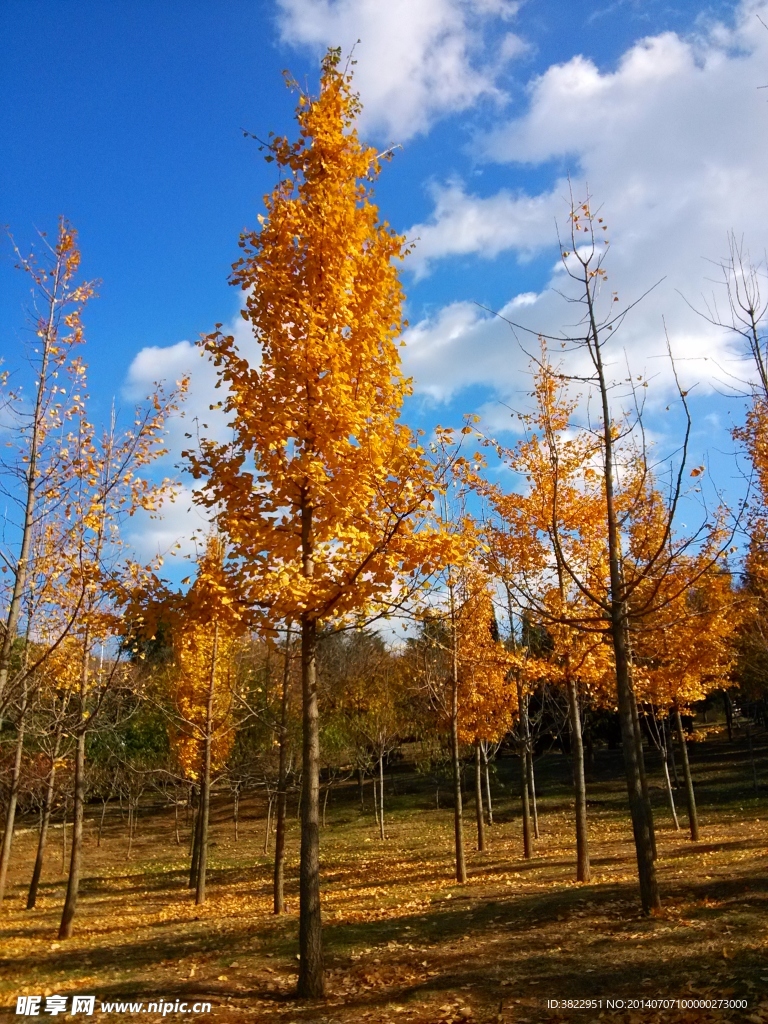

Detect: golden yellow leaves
[455, 573, 517, 745]
[188, 52, 436, 629]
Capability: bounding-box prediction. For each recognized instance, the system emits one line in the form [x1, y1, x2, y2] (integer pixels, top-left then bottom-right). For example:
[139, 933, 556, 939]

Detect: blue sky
[1, 0, 765, 563]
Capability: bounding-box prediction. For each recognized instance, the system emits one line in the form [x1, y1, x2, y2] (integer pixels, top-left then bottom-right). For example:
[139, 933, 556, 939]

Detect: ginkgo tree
[185, 50, 438, 998]
[168, 535, 246, 905]
[480, 198, 735, 913]
[0, 221, 93, 717]
[453, 570, 515, 853]
[57, 358, 186, 940]
[478, 356, 611, 881]
[631, 539, 736, 841]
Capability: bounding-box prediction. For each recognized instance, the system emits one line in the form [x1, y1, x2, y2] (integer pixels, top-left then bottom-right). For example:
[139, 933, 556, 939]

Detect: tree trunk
[358, 767, 365, 812]
[265, 793, 274, 853]
[449, 584, 467, 884]
[566, 676, 590, 882]
[662, 756, 680, 830]
[98, 797, 108, 847]
[58, 726, 85, 938]
[666, 717, 680, 788]
[630, 693, 657, 860]
[482, 743, 493, 827]
[60, 798, 68, 874]
[0, 275, 59, 707]
[723, 690, 733, 742]
[196, 621, 219, 906]
[321, 787, 329, 829]
[613, 622, 660, 913]
[674, 706, 699, 841]
[378, 753, 385, 841]
[0, 690, 28, 902]
[27, 753, 58, 910]
[590, 317, 660, 915]
[298, 611, 324, 998]
[127, 802, 134, 858]
[528, 746, 540, 840]
[474, 743, 485, 852]
[516, 676, 532, 859]
[274, 680, 288, 917]
[59, 638, 90, 939]
[233, 788, 239, 842]
[189, 798, 202, 888]
[519, 745, 532, 859]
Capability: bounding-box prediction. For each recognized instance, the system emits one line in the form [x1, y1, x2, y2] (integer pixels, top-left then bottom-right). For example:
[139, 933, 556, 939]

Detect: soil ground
[1, 721, 767, 1024]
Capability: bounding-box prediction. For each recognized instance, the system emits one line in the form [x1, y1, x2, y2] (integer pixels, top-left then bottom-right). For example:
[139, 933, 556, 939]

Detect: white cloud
[406, 181, 556, 278]
[124, 484, 213, 566]
[275, 0, 524, 140]
[122, 307, 259, 563]
[402, 292, 544, 403]
[401, 0, 768, 411]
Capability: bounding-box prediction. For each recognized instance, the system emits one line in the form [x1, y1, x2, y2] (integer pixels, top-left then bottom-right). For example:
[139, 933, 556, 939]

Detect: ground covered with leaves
[2, 729, 767, 1024]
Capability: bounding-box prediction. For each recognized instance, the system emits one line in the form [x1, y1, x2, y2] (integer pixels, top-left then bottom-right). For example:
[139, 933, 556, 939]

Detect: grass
[1, 722, 767, 1023]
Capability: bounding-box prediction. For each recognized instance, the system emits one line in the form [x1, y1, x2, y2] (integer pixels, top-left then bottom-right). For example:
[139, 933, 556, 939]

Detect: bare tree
[486, 193, 735, 913]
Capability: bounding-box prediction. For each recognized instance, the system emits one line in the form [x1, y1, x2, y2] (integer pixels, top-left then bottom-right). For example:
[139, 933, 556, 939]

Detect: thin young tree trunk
[133, 793, 141, 844]
[196, 621, 219, 906]
[666, 717, 680, 788]
[0, 266, 60, 707]
[378, 754, 385, 841]
[98, 798, 108, 847]
[233, 788, 239, 842]
[566, 676, 590, 882]
[528, 746, 540, 839]
[474, 743, 485, 852]
[59, 635, 90, 939]
[189, 798, 202, 888]
[373, 768, 379, 826]
[590, 320, 660, 915]
[613, 620, 660, 912]
[630, 694, 657, 860]
[321, 787, 329, 829]
[127, 803, 134, 857]
[274, 621, 292, 915]
[516, 675, 532, 859]
[723, 690, 733, 742]
[27, 752, 58, 910]
[674, 706, 699, 841]
[520, 744, 532, 859]
[482, 743, 493, 827]
[175, 794, 181, 845]
[188, 790, 196, 856]
[61, 797, 68, 874]
[662, 757, 680, 830]
[0, 688, 28, 902]
[449, 583, 467, 884]
[265, 794, 274, 853]
[298, 611, 324, 998]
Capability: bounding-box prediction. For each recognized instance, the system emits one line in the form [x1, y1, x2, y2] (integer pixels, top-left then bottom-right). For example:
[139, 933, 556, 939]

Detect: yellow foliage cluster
[185, 51, 437, 628]
[455, 573, 517, 745]
[169, 536, 245, 781]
